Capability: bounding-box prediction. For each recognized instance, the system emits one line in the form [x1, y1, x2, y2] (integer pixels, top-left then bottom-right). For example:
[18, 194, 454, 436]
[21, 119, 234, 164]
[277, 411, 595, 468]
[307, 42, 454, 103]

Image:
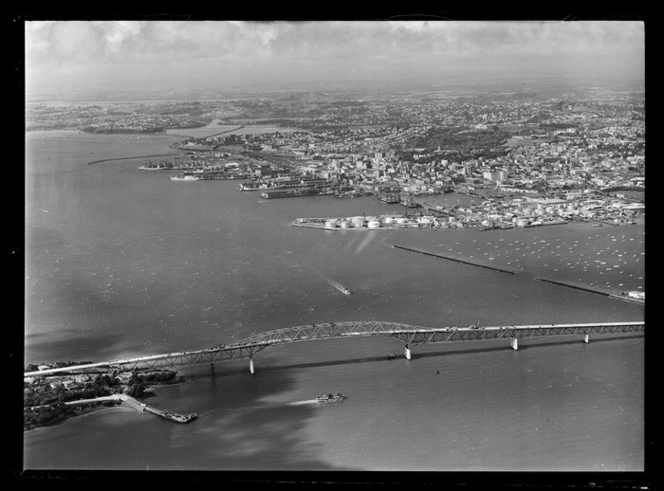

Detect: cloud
[24, 21, 644, 94]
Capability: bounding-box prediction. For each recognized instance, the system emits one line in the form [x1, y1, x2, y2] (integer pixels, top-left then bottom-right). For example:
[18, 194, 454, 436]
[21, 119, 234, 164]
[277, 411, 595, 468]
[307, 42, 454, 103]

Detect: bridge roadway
[25, 320, 644, 377]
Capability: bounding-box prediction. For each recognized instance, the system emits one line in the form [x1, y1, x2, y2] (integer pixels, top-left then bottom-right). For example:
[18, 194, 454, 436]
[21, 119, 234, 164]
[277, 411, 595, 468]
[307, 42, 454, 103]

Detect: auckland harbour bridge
[25, 320, 645, 378]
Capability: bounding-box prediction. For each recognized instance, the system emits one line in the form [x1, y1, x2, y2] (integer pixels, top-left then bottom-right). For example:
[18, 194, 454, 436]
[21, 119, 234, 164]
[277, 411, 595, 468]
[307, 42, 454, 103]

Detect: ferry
[316, 393, 346, 403]
[171, 174, 202, 182]
[161, 412, 198, 423]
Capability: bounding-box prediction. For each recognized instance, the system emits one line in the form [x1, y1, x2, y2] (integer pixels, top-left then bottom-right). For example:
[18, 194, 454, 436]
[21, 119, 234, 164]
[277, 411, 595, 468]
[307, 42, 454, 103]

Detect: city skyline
[25, 20, 645, 96]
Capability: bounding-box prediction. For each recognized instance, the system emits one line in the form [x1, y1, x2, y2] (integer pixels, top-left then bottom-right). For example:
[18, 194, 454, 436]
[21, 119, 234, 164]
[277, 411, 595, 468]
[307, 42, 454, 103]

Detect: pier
[393, 244, 518, 275]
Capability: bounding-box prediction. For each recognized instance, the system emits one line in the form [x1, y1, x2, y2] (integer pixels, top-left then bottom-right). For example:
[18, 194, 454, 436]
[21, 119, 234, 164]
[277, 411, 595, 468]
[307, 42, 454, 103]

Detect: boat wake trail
[327, 280, 352, 295]
[288, 399, 320, 406]
[356, 231, 377, 254]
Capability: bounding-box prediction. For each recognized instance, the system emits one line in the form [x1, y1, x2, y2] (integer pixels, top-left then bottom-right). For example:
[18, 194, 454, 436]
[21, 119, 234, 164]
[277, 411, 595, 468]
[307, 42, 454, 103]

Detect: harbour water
[24, 131, 645, 470]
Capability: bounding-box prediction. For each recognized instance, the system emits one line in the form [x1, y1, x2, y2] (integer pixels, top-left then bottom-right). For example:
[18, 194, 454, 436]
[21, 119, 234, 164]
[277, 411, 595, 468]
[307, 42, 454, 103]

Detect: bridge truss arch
[25, 321, 644, 377]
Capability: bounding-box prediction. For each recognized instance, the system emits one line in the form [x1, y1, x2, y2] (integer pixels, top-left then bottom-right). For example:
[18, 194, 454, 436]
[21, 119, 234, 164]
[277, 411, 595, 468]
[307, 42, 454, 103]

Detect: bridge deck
[25, 321, 644, 377]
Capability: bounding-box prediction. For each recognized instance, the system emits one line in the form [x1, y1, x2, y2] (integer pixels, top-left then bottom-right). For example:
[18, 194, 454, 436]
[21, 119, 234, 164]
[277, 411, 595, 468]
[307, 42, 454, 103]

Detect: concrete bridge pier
[249, 357, 255, 375]
[210, 362, 215, 378]
[510, 338, 519, 351]
[404, 346, 412, 360]
[584, 334, 589, 344]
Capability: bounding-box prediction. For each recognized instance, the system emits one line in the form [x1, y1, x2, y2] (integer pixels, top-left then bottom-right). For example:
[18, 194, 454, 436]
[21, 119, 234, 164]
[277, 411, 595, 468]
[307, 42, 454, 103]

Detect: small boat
[316, 393, 346, 403]
[330, 281, 352, 295]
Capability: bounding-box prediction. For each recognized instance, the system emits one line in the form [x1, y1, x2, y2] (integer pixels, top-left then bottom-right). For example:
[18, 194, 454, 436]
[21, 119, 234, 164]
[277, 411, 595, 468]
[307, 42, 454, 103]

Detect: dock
[393, 244, 518, 275]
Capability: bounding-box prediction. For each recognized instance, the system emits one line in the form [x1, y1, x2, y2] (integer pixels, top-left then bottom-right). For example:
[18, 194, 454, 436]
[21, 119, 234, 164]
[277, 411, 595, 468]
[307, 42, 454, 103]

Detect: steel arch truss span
[231, 320, 644, 349]
[25, 321, 644, 377]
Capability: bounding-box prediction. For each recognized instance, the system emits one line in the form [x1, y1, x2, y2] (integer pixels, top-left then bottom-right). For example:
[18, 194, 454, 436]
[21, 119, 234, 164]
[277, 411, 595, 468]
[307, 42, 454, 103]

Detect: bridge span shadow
[199, 333, 644, 378]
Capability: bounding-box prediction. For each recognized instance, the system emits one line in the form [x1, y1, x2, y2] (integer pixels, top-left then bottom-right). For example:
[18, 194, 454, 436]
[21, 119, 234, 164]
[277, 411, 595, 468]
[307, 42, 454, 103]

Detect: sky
[24, 21, 645, 96]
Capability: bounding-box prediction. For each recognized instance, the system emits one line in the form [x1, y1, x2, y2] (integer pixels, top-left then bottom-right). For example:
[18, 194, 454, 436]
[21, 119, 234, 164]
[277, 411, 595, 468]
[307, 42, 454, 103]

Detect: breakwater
[393, 244, 517, 275]
[535, 277, 610, 297]
[88, 153, 180, 165]
[207, 125, 245, 139]
[536, 277, 644, 304]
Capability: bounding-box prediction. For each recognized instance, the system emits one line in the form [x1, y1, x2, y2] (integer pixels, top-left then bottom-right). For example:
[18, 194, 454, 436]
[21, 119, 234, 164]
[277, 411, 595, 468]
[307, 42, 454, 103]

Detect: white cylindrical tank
[324, 221, 337, 229]
[351, 217, 365, 228]
[516, 218, 529, 227]
[384, 216, 394, 224]
[340, 221, 350, 229]
[368, 220, 381, 229]
[397, 217, 407, 224]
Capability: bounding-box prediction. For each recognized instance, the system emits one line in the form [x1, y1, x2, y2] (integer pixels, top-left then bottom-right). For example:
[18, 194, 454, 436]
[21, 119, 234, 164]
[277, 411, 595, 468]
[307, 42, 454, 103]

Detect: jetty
[63, 394, 196, 424]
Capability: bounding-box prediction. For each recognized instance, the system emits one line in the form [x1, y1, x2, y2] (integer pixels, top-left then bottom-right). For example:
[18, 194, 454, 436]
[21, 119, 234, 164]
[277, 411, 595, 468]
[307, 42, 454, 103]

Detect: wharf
[393, 244, 518, 275]
[262, 188, 334, 199]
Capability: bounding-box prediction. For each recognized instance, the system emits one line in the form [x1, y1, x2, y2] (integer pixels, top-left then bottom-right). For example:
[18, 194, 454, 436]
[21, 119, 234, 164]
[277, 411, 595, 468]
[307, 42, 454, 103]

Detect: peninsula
[23, 363, 194, 430]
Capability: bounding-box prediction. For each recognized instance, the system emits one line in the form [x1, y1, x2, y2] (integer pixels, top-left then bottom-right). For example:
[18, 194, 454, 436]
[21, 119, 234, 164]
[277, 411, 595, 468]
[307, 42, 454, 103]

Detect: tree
[127, 382, 146, 398]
